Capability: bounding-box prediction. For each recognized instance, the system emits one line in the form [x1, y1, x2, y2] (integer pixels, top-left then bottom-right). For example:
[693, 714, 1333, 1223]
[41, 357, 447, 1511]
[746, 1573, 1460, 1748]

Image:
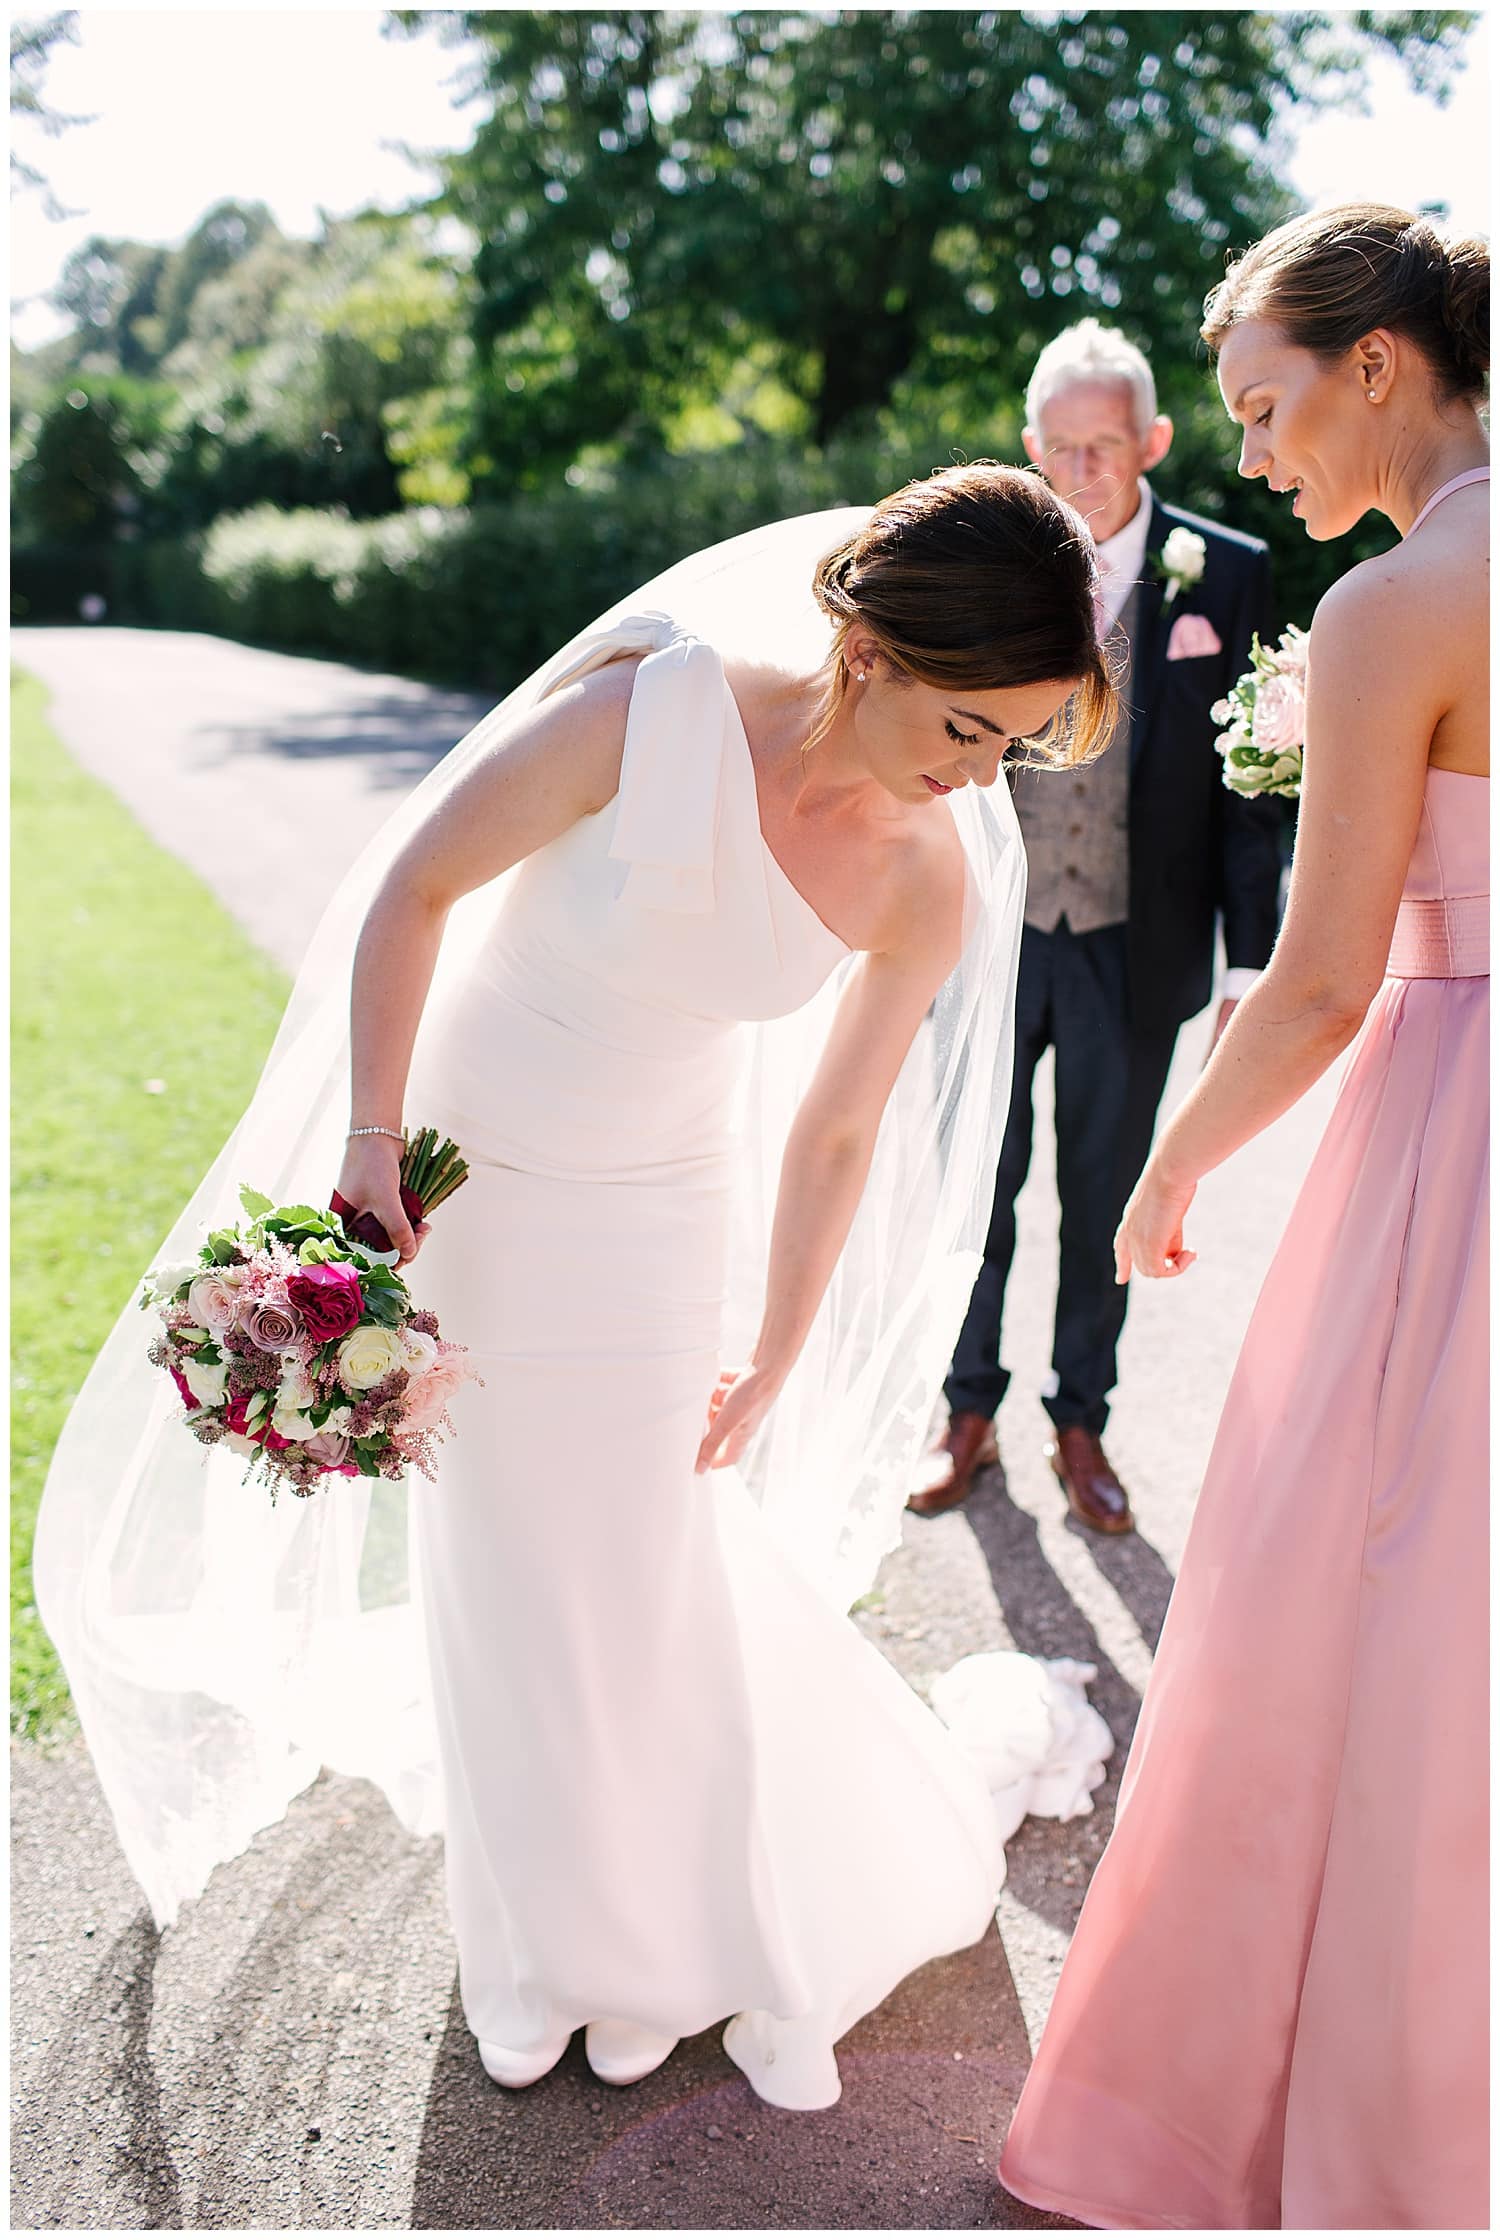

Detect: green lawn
[11, 669, 289, 1736]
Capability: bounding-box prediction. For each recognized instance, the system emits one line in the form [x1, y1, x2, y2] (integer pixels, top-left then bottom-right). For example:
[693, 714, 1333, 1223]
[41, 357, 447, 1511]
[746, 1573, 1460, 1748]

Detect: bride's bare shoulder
[869, 799, 968, 967]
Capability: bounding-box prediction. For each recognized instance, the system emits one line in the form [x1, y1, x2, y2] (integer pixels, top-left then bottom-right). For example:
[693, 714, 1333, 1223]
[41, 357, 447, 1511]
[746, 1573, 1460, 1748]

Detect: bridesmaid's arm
[1117, 566, 1445, 1281]
[337, 662, 639, 1258]
[696, 843, 964, 1472]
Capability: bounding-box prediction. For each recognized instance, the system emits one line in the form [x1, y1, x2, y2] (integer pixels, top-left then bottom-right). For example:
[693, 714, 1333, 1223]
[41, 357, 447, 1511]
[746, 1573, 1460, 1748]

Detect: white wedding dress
[35, 515, 1110, 2111]
[408, 620, 1010, 2107]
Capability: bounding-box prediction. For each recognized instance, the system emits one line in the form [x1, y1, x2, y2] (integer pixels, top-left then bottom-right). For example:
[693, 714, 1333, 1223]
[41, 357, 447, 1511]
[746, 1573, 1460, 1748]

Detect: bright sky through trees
[9, 8, 1490, 349]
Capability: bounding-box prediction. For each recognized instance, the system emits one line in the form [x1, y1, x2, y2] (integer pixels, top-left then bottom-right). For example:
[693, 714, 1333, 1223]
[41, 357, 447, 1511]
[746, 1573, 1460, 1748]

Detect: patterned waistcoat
[1011, 580, 1138, 936]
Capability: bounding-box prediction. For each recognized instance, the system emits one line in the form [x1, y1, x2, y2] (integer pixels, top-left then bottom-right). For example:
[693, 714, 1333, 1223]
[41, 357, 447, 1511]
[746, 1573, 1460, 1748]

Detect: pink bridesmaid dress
[1000, 471, 1489, 2231]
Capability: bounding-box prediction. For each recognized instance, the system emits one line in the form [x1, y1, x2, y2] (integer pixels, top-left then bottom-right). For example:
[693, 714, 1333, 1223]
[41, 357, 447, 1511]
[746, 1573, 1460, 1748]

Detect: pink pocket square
[1166, 613, 1222, 660]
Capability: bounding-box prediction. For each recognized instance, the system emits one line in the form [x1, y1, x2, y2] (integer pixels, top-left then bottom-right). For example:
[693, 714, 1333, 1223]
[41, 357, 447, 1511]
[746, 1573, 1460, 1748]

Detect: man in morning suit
[911, 319, 1283, 1533]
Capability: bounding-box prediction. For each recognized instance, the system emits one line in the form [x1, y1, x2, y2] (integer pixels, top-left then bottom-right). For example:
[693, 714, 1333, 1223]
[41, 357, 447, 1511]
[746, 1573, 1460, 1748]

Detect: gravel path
[11, 626, 1335, 2229]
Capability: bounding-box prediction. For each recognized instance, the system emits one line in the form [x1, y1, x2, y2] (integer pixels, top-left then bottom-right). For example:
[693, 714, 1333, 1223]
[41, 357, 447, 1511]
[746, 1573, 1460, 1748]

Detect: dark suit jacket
[1124, 494, 1283, 1034]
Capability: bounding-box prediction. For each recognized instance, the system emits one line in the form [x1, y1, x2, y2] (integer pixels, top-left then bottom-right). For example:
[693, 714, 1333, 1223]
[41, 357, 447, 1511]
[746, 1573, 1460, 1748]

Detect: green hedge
[9, 438, 943, 691]
[15, 431, 1362, 687]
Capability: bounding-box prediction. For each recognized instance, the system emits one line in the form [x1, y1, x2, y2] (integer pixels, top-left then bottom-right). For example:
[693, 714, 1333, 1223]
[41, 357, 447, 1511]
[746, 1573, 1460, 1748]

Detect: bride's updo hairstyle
[1201, 202, 1489, 407]
[810, 460, 1118, 769]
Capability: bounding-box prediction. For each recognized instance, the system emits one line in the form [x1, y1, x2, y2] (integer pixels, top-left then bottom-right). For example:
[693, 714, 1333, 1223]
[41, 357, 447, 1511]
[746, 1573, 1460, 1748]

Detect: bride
[37, 462, 1115, 2110]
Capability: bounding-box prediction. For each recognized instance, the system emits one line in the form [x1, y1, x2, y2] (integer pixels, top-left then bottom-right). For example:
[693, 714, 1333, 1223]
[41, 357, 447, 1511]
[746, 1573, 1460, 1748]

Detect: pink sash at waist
[1385, 893, 1488, 980]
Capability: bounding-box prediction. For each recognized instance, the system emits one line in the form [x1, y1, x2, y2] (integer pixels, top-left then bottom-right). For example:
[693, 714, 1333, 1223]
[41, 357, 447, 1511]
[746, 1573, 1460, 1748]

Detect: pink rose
[287, 1262, 365, 1345]
[238, 1296, 303, 1353]
[186, 1270, 244, 1336]
[1251, 673, 1305, 756]
[302, 1427, 353, 1470]
[400, 1356, 470, 1433]
[1271, 626, 1310, 677]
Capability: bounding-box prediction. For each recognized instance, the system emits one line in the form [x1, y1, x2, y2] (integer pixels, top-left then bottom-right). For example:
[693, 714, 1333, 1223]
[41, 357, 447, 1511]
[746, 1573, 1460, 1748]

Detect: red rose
[224, 1391, 254, 1437]
[168, 1364, 198, 1410]
[286, 1262, 365, 1344]
[330, 1186, 424, 1256]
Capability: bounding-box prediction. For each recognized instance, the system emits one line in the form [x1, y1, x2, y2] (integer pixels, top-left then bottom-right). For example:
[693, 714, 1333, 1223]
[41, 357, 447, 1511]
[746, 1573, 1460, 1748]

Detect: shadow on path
[960, 1467, 1175, 1939]
[411, 1934, 1081, 2232]
[205, 690, 489, 791]
[1081, 1520, 1177, 1658]
[14, 1907, 187, 2230]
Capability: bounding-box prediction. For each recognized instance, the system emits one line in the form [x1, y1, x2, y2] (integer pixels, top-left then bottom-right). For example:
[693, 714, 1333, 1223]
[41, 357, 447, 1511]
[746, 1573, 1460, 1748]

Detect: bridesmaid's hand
[333, 1137, 428, 1266]
[695, 1363, 782, 1474]
[1115, 1162, 1198, 1284]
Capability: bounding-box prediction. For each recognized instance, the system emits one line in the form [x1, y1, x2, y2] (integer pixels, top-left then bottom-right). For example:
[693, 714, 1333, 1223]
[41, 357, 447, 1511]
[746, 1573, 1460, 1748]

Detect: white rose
[1162, 526, 1206, 585]
[182, 1356, 228, 1409]
[335, 1325, 407, 1392]
[277, 1362, 318, 1412]
[271, 1403, 317, 1442]
[398, 1328, 440, 1375]
[147, 1259, 201, 1303]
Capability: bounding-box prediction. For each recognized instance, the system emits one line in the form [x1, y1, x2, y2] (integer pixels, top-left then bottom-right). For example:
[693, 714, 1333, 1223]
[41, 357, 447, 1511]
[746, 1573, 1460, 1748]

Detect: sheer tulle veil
[34, 507, 1027, 1929]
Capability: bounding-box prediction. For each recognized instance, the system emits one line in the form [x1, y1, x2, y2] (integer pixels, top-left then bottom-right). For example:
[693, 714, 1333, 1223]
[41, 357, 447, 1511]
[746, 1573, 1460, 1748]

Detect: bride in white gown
[37, 464, 1115, 2111]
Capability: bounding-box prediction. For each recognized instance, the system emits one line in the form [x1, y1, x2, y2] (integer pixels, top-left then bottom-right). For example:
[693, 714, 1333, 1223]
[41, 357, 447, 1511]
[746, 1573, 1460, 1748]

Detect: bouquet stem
[333, 1128, 470, 1252]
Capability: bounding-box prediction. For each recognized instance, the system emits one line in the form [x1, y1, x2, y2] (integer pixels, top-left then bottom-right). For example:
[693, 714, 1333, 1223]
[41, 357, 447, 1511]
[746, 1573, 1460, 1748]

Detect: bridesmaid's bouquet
[1212, 624, 1308, 799]
[142, 1149, 475, 1499]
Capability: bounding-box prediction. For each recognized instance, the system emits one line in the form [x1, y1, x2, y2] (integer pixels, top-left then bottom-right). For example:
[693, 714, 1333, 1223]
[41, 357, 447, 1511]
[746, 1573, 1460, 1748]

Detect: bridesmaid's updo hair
[1201, 202, 1489, 407]
[809, 461, 1117, 769]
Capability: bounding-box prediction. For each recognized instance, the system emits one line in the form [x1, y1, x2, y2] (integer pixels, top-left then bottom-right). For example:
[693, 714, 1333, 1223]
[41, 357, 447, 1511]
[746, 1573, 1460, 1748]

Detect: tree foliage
[13, 11, 1478, 632]
[17, 205, 473, 531]
[396, 7, 1475, 484]
[10, 11, 87, 218]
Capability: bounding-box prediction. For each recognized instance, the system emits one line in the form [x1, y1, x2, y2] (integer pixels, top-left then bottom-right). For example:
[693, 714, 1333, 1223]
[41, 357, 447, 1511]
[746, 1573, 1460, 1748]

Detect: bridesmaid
[999, 204, 1489, 2230]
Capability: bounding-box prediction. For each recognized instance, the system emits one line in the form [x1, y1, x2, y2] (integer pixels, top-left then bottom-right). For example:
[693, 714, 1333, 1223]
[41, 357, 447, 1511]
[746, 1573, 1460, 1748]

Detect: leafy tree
[396, 8, 1474, 484]
[155, 198, 280, 355]
[11, 383, 144, 543]
[50, 236, 173, 373]
[25, 209, 474, 527]
[10, 12, 87, 218]
[212, 218, 471, 514]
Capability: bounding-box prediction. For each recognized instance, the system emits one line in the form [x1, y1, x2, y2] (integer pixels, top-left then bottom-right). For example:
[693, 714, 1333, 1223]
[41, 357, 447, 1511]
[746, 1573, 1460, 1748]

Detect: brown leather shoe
[907, 1411, 1001, 1516]
[1045, 1426, 1134, 1535]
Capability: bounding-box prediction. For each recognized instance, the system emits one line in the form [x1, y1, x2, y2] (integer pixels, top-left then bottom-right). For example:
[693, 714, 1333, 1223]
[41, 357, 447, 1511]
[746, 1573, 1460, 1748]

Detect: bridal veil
[35, 508, 1027, 1928]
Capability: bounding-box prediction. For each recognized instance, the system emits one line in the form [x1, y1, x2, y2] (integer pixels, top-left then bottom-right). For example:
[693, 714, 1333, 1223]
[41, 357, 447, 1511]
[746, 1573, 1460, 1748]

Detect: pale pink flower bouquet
[141, 1178, 475, 1500]
[1211, 624, 1308, 800]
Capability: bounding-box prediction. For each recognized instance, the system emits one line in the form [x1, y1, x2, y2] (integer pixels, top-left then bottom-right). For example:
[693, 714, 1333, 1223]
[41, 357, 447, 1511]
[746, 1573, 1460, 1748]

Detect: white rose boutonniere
[1158, 526, 1207, 606]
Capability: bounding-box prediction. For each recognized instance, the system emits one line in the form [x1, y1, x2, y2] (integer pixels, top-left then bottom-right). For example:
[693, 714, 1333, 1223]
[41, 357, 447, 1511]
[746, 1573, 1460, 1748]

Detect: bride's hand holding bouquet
[333, 1132, 426, 1264]
[332, 1125, 470, 1264]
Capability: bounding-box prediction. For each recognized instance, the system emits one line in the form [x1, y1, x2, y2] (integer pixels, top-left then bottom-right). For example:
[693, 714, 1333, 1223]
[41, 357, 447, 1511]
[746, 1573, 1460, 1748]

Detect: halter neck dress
[1000, 467, 1490, 2229]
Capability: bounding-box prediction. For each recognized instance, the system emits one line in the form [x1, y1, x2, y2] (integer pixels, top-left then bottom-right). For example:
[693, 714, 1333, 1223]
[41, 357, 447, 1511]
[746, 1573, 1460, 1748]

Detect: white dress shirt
[1095, 483, 1154, 630]
[1098, 482, 1257, 1005]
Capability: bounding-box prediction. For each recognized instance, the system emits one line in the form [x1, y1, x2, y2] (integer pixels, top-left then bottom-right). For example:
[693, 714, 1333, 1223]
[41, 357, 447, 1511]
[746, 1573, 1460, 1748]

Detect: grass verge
[11, 668, 289, 1736]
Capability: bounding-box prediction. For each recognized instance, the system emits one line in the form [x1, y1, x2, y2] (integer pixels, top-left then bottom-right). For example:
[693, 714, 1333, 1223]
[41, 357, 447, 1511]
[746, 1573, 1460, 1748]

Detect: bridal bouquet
[142, 1154, 474, 1499]
[1211, 624, 1308, 799]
